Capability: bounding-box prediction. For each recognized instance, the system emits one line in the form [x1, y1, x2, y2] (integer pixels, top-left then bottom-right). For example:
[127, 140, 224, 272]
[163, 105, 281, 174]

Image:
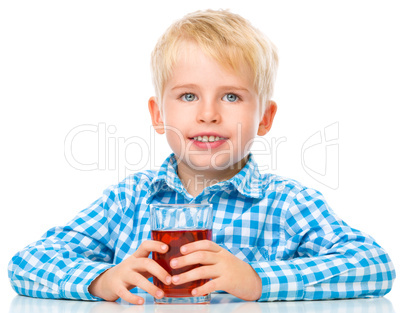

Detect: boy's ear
[148, 97, 165, 135]
[257, 101, 277, 136]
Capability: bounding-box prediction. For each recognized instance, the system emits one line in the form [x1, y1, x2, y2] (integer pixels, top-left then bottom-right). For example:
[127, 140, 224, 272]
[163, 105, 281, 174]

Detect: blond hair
[151, 9, 278, 110]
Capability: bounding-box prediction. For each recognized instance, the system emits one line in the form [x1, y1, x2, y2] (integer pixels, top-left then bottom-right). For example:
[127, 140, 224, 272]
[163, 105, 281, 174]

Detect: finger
[126, 271, 165, 300]
[171, 251, 217, 269]
[171, 265, 218, 285]
[132, 258, 171, 285]
[116, 286, 145, 305]
[191, 279, 220, 297]
[133, 240, 168, 258]
[180, 240, 221, 255]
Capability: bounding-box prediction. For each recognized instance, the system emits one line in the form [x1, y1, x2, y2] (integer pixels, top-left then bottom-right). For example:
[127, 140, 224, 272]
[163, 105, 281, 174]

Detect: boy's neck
[175, 155, 249, 198]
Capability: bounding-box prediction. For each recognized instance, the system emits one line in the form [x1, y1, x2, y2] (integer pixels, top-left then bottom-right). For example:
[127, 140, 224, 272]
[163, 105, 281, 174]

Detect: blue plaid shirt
[8, 153, 395, 301]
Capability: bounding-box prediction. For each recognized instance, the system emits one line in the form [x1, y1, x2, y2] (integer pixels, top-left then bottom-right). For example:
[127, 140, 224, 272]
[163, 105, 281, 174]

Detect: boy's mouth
[190, 135, 226, 143]
[189, 133, 228, 149]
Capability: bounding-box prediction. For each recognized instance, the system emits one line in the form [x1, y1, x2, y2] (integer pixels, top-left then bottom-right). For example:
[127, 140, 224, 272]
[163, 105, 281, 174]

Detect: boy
[8, 9, 395, 304]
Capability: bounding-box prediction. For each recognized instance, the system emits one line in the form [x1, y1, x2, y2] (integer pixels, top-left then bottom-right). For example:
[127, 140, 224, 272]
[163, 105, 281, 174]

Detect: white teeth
[193, 136, 225, 142]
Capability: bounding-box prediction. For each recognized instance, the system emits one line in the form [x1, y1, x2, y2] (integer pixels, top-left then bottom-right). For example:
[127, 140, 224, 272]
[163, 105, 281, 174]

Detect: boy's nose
[196, 100, 221, 124]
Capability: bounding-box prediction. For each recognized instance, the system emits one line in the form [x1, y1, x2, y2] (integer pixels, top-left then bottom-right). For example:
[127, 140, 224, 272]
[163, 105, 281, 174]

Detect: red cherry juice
[152, 229, 212, 297]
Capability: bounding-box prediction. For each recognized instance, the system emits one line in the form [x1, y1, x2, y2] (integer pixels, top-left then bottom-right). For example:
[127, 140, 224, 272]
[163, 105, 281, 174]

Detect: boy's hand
[88, 240, 171, 305]
[170, 240, 262, 301]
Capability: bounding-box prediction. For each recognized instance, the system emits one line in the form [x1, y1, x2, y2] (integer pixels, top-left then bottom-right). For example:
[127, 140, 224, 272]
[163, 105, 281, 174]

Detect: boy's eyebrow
[171, 84, 251, 93]
[218, 86, 251, 93]
[171, 84, 198, 90]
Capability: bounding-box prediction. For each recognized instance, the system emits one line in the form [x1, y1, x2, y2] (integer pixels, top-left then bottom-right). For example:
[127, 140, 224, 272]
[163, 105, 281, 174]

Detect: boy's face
[149, 41, 276, 176]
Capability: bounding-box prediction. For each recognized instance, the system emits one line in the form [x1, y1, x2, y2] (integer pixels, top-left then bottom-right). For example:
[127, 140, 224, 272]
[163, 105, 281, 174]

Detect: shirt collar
[226, 153, 265, 199]
[147, 153, 187, 199]
[147, 152, 265, 201]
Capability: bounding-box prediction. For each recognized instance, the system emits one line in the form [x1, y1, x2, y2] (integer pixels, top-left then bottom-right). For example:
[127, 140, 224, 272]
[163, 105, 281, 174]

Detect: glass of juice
[150, 204, 213, 304]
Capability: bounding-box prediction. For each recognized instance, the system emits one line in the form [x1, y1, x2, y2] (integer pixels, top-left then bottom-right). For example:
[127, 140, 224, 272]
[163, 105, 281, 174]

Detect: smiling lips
[191, 135, 226, 142]
[189, 133, 228, 149]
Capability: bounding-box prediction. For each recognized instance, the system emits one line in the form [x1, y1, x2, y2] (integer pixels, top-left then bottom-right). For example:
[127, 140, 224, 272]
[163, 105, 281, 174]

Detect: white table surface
[6, 293, 396, 313]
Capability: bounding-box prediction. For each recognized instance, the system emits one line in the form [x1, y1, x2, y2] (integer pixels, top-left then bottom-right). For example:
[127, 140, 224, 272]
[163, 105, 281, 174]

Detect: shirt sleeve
[8, 184, 124, 300]
[250, 188, 396, 301]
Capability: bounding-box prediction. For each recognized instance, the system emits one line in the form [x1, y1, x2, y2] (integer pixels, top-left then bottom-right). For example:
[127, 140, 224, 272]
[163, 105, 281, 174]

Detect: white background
[1, 0, 401, 311]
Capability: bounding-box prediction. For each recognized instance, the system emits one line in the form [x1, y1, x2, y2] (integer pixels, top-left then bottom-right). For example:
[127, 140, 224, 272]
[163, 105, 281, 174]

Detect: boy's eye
[222, 93, 239, 102]
[181, 93, 198, 102]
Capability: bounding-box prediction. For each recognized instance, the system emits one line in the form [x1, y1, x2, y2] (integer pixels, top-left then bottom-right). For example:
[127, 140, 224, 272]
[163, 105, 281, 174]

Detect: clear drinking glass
[150, 204, 213, 304]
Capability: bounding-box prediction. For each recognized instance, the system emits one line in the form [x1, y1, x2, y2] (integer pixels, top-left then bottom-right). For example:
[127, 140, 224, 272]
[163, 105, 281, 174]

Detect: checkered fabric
[8, 153, 395, 301]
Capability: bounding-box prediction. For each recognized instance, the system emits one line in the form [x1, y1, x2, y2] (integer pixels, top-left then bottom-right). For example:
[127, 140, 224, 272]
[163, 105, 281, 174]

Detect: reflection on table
[8, 293, 395, 313]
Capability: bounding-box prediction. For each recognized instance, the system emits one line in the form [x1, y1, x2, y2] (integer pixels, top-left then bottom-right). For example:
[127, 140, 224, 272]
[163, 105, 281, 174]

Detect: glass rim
[150, 203, 213, 231]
